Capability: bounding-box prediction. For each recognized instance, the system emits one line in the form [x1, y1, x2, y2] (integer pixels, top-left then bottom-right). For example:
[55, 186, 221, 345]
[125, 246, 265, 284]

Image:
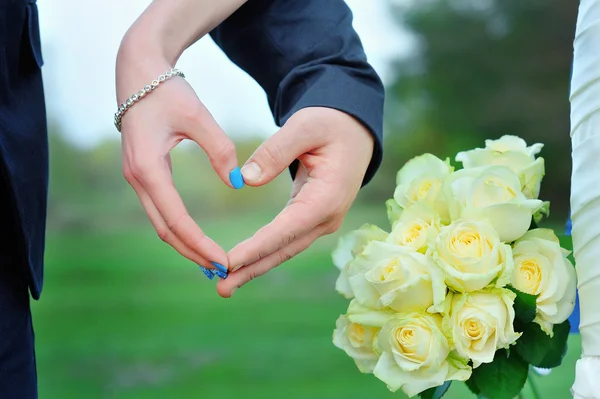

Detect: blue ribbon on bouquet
[565, 215, 580, 334]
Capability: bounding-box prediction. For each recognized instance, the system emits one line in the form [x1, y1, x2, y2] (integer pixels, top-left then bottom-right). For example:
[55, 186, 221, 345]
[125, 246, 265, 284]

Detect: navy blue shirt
[211, 0, 385, 185]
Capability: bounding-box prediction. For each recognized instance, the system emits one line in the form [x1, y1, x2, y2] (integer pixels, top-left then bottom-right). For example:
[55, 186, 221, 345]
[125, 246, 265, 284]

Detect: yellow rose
[348, 241, 447, 313]
[386, 203, 441, 254]
[373, 313, 471, 397]
[444, 289, 521, 368]
[332, 224, 388, 299]
[444, 165, 543, 242]
[512, 229, 577, 335]
[434, 220, 513, 292]
[333, 300, 395, 373]
[456, 135, 545, 199]
[333, 315, 381, 373]
[346, 299, 396, 329]
[393, 154, 453, 223]
[386, 198, 403, 227]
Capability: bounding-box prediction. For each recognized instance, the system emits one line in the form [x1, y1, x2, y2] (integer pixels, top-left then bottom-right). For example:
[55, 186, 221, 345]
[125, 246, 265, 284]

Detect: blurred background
[33, 0, 578, 397]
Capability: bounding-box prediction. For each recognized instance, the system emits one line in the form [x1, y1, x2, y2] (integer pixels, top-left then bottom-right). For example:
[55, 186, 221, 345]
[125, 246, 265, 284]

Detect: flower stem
[527, 373, 543, 399]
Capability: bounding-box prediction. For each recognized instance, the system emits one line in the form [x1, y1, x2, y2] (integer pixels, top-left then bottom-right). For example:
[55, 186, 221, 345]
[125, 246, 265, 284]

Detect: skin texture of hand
[216, 107, 375, 297]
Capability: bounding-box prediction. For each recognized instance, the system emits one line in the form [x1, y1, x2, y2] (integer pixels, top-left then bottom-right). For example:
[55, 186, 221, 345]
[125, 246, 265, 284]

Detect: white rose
[386, 198, 403, 227]
[434, 220, 514, 292]
[393, 154, 454, 223]
[348, 241, 447, 313]
[512, 229, 577, 335]
[373, 313, 472, 397]
[386, 202, 441, 254]
[444, 165, 543, 242]
[456, 135, 545, 199]
[443, 289, 521, 368]
[332, 224, 388, 299]
[333, 314, 381, 373]
[334, 300, 395, 373]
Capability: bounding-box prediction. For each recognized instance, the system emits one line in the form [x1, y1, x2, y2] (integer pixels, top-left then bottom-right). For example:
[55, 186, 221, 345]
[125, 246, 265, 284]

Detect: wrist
[117, 0, 248, 71]
[119, 2, 187, 66]
[116, 32, 174, 104]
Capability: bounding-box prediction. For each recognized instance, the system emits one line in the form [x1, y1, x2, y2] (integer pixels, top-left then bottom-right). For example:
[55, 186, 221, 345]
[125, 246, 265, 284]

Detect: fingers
[216, 226, 327, 298]
[240, 118, 324, 187]
[184, 102, 244, 189]
[227, 177, 339, 271]
[119, 79, 239, 276]
[124, 156, 229, 269]
[125, 169, 225, 270]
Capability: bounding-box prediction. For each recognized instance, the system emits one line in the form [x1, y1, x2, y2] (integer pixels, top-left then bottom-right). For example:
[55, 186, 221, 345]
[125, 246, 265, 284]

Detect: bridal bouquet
[332, 136, 577, 399]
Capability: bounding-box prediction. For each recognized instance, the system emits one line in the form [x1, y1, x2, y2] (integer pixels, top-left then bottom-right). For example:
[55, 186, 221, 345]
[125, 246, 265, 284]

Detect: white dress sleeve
[570, 0, 600, 397]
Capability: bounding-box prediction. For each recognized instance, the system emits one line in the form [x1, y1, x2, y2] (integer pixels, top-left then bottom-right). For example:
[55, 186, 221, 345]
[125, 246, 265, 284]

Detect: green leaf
[464, 376, 480, 395]
[471, 349, 528, 399]
[507, 286, 537, 325]
[419, 381, 451, 399]
[557, 235, 573, 252]
[515, 320, 570, 368]
[557, 235, 575, 265]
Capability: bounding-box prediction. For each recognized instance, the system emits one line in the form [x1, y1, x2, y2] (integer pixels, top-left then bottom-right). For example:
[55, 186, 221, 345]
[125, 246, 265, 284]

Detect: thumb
[241, 124, 316, 187]
[187, 107, 244, 189]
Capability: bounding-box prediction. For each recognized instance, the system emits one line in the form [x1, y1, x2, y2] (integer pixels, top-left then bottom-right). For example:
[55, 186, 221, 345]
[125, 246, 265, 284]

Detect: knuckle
[246, 271, 258, 283]
[156, 227, 170, 243]
[278, 249, 295, 265]
[167, 213, 189, 235]
[289, 108, 332, 142]
[255, 248, 270, 262]
[261, 142, 284, 168]
[212, 139, 236, 166]
[281, 231, 297, 247]
[181, 103, 205, 125]
[123, 168, 135, 184]
[290, 111, 316, 136]
[325, 219, 343, 235]
[129, 158, 153, 182]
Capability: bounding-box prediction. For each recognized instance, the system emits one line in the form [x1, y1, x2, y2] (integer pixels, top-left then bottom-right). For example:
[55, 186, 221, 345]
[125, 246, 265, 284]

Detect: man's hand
[216, 107, 374, 297]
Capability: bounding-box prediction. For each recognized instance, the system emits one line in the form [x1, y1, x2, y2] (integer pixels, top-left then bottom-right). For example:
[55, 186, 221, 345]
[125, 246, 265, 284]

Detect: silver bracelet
[114, 67, 185, 132]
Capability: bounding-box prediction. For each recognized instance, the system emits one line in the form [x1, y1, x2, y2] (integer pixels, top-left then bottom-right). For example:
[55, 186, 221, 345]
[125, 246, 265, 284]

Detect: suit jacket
[0, 0, 384, 299]
[211, 0, 385, 185]
[0, 0, 48, 300]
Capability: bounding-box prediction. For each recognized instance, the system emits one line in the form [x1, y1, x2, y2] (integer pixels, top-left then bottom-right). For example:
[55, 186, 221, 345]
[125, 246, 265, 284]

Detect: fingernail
[214, 270, 228, 279]
[210, 262, 229, 273]
[229, 167, 245, 189]
[241, 162, 262, 182]
[230, 287, 238, 296]
[199, 266, 215, 280]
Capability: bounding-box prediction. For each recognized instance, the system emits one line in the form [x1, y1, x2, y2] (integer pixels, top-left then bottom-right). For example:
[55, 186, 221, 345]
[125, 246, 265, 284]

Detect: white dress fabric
[571, 0, 600, 397]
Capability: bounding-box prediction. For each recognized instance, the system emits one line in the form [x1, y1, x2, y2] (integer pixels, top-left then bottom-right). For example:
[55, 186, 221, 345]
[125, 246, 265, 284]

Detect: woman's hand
[116, 53, 241, 272]
[217, 107, 375, 297]
[115, 0, 248, 273]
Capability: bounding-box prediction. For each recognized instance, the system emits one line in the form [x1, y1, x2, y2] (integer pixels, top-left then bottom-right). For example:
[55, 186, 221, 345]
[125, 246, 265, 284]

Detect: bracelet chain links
[114, 67, 185, 132]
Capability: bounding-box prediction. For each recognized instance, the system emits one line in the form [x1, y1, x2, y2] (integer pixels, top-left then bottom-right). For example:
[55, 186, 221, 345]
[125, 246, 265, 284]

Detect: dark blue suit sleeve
[209, 0, 384, 185]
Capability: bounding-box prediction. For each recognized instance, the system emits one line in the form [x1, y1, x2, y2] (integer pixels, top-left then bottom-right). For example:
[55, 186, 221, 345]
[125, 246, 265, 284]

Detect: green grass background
[33, 208, 579, 398]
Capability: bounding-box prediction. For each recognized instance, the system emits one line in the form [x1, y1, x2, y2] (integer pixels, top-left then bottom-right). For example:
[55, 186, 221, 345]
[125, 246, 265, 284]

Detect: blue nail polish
[214, 270, 228, 279]
[211, 262, 229, 273]
[199, 266, 215, 280]
[229, 167, 245, 189]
